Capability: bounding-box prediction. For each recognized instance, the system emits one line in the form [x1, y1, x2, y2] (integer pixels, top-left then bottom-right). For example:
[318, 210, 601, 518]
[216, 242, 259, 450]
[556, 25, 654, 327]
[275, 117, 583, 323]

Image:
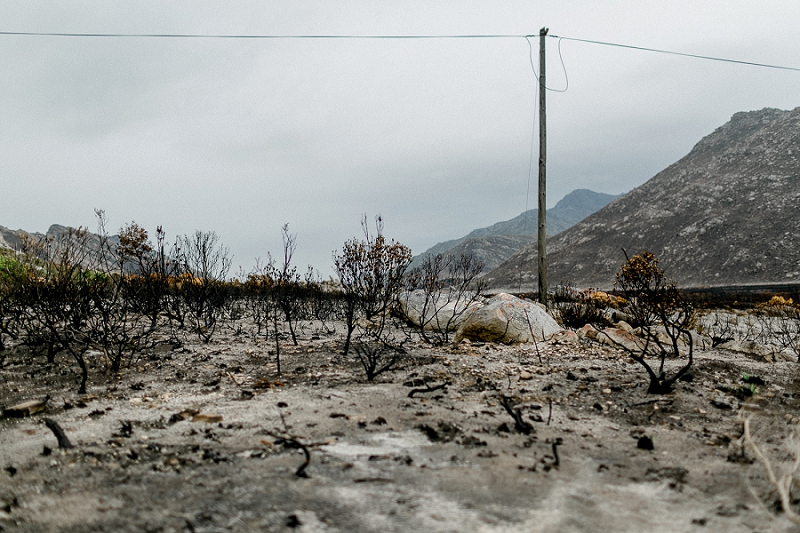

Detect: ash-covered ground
[2, 322, 800, 532]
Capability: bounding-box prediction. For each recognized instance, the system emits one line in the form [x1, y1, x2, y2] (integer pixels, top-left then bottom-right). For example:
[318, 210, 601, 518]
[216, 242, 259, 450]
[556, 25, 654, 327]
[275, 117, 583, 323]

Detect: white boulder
[453, 293, 562, 344]
[399, 289, 483, 332]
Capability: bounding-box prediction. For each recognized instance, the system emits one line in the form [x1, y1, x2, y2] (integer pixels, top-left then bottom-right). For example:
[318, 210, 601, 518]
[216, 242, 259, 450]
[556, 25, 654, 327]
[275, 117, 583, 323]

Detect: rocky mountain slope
[0, 224, 115, 265]
[410, 189, 618, 272]
[0, 225, 27, 249]
[485, 107, 800, 290]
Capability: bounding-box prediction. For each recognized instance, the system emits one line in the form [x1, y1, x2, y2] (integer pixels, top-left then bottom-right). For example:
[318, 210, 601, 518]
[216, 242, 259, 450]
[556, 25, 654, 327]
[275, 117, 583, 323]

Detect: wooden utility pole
[537, 27, 548, 306]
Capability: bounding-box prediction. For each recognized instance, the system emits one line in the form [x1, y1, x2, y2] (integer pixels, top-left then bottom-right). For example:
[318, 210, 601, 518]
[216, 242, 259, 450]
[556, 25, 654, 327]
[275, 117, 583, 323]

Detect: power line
[4, 28, 798, 72]
[550, 34, 800, 73]
[526, 36, 569, 92]
[0, 30, 528, 39]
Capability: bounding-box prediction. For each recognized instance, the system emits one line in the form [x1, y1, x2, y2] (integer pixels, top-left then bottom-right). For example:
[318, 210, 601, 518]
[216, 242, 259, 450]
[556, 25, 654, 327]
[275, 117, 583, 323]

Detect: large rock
[399, 290, 482, 332]
[718, 340, 797, 363]
[600, 325, 713, 354]
[597, 328, 645, 352]
[453, 293, 562, 344]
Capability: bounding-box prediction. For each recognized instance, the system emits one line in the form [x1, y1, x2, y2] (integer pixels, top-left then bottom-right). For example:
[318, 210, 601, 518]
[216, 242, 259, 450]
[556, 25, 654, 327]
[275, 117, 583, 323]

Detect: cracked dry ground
[3, 328, 800, 532]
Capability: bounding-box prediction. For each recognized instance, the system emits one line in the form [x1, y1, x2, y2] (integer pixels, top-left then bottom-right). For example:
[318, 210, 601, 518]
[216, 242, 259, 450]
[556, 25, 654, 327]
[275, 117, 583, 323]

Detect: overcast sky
[1, 1, 799, 277]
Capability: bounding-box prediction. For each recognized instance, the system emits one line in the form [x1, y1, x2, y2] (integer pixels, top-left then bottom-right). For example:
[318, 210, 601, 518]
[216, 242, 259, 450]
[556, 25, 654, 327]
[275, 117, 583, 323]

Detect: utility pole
[537, 27, 548, 306]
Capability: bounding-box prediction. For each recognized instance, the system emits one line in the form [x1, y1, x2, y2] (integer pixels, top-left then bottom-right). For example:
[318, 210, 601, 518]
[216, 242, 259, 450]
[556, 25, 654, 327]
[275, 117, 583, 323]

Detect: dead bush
[332, 216, 411, 356]
[175, 230, 232, 343]
[608, 251, 695, 394]
[404, 252, 486, 344]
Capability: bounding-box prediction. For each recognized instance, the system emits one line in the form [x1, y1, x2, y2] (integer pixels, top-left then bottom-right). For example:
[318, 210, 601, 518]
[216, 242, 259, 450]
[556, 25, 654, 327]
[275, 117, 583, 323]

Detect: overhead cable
[3, 28, 798, 72]
[550, 34, 800, 72]
[525, 36, 569, 92]
[0, 31, 528, 39]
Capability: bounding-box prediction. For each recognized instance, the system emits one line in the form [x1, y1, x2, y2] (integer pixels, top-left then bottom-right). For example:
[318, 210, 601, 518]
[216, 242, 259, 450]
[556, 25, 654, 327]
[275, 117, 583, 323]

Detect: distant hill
[409, 189, 619, 272]
[484, 107, 800, 290]
[0, 224, 116, 267]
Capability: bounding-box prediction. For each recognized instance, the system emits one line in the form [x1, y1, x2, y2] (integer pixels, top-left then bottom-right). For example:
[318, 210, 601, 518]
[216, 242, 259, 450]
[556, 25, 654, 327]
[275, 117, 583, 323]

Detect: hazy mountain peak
[409, 189, 619, 272]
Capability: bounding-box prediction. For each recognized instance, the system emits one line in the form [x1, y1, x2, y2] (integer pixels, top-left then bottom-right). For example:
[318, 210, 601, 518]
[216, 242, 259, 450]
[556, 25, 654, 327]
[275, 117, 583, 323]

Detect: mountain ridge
[410, 189, 618, 272]
[484, 107, 800, 290]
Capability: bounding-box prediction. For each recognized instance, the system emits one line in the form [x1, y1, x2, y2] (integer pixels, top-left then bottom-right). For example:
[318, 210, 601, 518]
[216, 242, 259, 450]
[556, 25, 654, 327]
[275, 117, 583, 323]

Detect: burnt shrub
[174, 231, 232, 343]
[403, 252, 486, 344]
[753, 296, 800, 359]
[14, 227, 101, 393]
[551, 281, 621, 329]
[86, 214, 168, 373]
[332, 216, 412, 357]
[0, 249, 27, 354]
[607, 251, 695, 394]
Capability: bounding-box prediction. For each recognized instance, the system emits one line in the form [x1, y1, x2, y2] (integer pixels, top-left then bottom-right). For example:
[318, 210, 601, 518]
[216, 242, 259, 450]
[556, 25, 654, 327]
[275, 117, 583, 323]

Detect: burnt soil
[2, 323, 800, 532]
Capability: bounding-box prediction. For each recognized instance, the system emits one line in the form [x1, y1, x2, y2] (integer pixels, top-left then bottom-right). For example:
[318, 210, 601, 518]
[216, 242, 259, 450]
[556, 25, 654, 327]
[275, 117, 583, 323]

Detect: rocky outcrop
[0, 224, 118, 269]
[485, 107, 800, 290]
[0, 225, 31, 249]
[453, 293, 562, 344]
[718, 340, 796, 363]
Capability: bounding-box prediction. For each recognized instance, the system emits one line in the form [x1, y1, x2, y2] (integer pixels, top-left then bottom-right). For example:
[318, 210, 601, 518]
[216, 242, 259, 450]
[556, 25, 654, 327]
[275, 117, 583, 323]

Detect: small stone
[519, 371, 533, 380]
[615, 321, 634, 334]
[549, 330, 579, 344]
[168, 409, 199, 424]
[578, 324, 599, 339]
[711, 399, 733, 410]
[3, 398, 49, 418]
[192, 413, 223, 423]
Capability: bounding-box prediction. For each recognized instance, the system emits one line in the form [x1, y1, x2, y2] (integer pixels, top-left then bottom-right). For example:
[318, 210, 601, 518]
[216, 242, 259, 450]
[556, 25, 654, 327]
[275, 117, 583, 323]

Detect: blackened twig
[408, 382, 448, 398]
[499, 396, 534, 435]
[552, 438, 563, 468]
[629, 399, 674, 408]
[522, 309, 544, 365]
[43, 418, 73, 449]
[265, 430, 310, 478]
[546, 398, 553, 426]
[290, 438, 311, 478]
